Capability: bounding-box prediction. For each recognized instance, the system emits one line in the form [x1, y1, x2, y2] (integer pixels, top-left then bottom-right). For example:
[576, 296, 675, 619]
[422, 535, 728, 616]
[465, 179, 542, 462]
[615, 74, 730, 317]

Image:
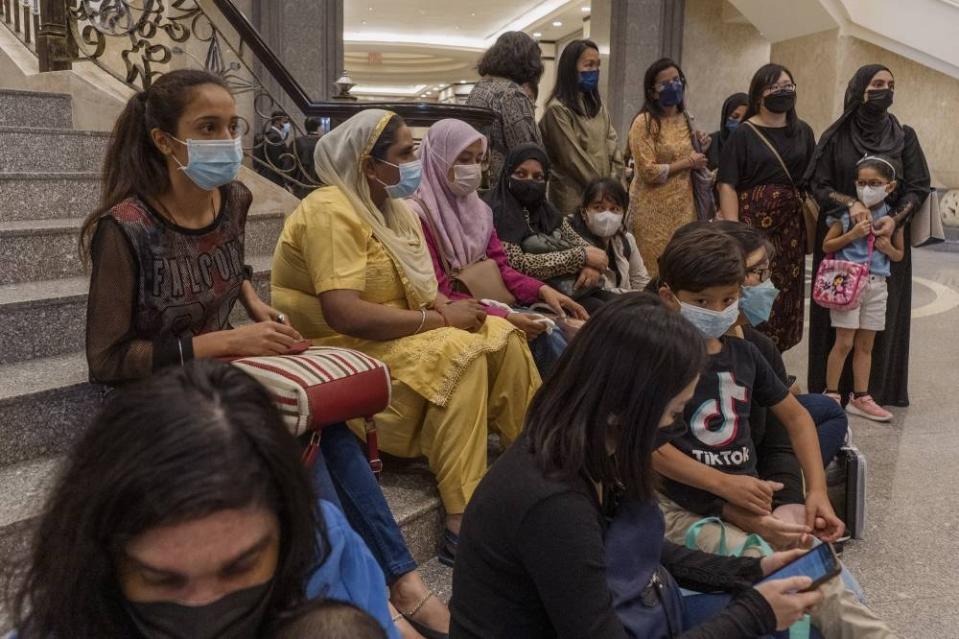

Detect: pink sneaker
[846, 394, 893, 422]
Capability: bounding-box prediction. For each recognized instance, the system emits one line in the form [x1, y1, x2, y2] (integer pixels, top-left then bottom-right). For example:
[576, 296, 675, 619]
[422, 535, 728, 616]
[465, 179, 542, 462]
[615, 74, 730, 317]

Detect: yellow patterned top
[626, 112, 697, 278]
[271, 186, 519, 407]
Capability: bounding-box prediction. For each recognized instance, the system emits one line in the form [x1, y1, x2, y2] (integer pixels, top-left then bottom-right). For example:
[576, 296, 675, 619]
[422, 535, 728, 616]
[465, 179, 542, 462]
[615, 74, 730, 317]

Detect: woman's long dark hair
[79, 69, 232, 262]
[476, 31, 545, 86]
[525, 294, 706, 500]
[637, 57, 687, 137]
[7, 360, 326, 639]
[743, 63, 799, 136]
[549, 39, 601, 118]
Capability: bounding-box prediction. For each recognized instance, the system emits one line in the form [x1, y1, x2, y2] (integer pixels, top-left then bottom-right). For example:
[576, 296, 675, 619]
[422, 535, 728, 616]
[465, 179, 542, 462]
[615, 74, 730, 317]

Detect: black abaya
[806, 125, 929, 406]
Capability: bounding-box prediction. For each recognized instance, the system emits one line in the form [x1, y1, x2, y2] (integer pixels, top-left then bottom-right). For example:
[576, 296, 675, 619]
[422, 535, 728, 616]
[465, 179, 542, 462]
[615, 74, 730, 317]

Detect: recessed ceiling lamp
[552, 21, 563, 27]
[532, 31, 542, 37]
[581, 6, 590, 12]
[459, 80, 467, 84]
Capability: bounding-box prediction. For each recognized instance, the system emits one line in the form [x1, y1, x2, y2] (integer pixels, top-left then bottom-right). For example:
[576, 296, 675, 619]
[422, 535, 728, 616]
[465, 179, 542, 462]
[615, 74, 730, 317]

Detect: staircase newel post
[37, 0, 72, 71]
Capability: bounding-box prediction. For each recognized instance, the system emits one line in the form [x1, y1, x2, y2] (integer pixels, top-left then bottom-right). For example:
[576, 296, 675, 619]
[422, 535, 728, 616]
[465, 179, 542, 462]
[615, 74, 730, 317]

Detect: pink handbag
[812, 235, 874, 311]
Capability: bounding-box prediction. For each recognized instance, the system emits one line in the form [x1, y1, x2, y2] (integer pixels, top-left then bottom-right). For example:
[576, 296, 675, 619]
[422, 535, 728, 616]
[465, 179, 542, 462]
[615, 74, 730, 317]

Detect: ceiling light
[581, 6, 590, 12]
[433, 86, 442, 90]
[459, 80, 467, 84]
[552, 21, 563, 27]
[532, 31, 542, 37]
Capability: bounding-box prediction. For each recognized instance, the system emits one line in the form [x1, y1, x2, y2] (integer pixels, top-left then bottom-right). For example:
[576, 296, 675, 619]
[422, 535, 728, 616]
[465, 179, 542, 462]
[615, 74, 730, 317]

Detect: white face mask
[449, 163, 482, 197]
[585, 209, 623, 238]
[856, 184, 889, 208]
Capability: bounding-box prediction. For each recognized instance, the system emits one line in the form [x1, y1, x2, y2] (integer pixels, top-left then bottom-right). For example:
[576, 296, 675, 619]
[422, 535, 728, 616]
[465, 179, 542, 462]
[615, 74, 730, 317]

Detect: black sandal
[396, 591, 448, 639]
[437, 528, 458, 568]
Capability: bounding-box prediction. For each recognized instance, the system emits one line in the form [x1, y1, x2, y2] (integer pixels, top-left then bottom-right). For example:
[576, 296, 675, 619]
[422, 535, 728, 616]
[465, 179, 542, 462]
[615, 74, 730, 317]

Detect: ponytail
[79, 69, 232, 263]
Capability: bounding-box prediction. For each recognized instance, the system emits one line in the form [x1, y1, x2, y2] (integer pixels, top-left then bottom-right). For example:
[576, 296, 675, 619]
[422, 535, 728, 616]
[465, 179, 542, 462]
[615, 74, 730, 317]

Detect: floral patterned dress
[626, 112, 697, 278]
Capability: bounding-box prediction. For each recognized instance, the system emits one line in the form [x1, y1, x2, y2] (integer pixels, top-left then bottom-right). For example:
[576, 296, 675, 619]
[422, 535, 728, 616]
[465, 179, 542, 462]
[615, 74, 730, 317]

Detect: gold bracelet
[413, 308, 427, 334]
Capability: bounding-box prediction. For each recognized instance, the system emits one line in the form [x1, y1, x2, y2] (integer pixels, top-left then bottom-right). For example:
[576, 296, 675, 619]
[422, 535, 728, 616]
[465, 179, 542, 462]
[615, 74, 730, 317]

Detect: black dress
[718, 121, 816, 351]
[806, 125, 929, 405]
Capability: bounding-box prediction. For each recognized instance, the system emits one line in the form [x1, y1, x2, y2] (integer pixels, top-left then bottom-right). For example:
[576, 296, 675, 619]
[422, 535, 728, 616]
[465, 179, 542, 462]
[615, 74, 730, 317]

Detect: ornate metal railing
[2, 0, 497, 193]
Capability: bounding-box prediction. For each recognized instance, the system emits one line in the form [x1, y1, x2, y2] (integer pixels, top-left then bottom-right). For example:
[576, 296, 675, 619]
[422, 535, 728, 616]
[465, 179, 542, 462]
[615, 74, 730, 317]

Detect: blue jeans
[528, 328, 568, 377]
[759, 394, 849, 507]
[798, 393, 848, 466]
[310, 423, 417, 584]
[683, 592, 824, 639]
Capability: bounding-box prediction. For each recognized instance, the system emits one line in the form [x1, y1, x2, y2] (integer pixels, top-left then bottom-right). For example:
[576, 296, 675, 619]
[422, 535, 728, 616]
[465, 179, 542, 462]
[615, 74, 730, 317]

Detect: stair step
[0, 458, 445, 596]
[0, 255, 273, 365]
[0, 89, 73, 129]
[0, 126, 110, 173]
[420, 557, 453, 603]
[0, 211, 284, 286]
[0, 172, 100, 222]
[0, 353, 102, 467]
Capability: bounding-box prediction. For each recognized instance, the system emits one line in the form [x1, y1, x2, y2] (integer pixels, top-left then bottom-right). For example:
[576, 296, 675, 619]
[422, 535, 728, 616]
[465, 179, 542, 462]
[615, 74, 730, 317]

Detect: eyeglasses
[765, 83, 797, 93]
[855, 179, 890, 188]
[746, 263, 771, 282]
[655, 79, 682, 91]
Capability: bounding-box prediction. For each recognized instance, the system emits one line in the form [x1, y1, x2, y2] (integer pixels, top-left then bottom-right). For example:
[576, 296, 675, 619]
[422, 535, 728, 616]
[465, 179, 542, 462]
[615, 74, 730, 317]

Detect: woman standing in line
[539, 38, 624, 216]
[717, 64, 816, 352]
[707, 92, 749, 171]
[626, 58, 711, 278]
[467, 31, 545, 190]
[805, 64, 930, 406]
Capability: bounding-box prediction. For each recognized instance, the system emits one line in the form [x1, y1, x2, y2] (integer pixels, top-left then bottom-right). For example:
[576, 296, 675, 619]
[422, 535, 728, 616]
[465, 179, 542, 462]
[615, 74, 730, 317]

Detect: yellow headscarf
[312, 109, 438, 308]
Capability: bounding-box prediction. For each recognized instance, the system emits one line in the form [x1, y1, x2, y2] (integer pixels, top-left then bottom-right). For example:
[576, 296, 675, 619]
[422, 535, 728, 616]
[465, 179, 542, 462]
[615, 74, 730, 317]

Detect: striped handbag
[230, 347, 391, 474]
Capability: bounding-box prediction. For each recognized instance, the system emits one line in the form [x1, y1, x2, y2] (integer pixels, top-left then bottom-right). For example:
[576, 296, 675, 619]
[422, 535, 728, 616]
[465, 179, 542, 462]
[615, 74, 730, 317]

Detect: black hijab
[485, 143, 565, 244]
[717, 92, 749, 146]
[803, 64, 905, 182]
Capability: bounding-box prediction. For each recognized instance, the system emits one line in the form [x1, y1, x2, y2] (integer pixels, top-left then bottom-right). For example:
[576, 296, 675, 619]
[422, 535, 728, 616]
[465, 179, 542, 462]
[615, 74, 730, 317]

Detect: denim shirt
[825, 203, 891, 277]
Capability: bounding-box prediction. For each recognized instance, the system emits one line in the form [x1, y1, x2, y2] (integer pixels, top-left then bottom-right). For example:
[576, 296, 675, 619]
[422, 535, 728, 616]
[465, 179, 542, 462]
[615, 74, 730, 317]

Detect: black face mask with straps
[508, 177, 547, 206]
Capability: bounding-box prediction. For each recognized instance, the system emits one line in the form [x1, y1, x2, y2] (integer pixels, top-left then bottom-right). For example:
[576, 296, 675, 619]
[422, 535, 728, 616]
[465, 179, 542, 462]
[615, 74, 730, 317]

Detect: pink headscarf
[411, 119, 493, 272]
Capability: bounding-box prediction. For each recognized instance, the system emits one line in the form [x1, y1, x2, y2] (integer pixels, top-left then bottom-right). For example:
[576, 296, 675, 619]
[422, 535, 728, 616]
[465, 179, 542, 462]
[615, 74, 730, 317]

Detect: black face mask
[508, 176, 547, 207]
[654, 417, 688, 450]
[125, 580, 273, 639]
[763, 91, 796, 114]
[862, 88, 894, 115]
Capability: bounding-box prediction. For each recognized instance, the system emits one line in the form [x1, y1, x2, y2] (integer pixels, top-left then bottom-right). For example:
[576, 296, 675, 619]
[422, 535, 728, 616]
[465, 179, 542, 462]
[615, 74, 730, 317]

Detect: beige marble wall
[681, 0, 770, 134]
[770, 30, 842, 137]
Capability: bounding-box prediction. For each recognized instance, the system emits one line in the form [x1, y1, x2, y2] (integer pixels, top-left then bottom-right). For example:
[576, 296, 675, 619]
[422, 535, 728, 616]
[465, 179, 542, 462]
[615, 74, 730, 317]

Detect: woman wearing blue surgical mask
[625, 57, 712, 279]
[707, 93, 749, 172]
[271, 110, 541, 571]
[81, 69, 303, 385]
[540, 39, 624, 216]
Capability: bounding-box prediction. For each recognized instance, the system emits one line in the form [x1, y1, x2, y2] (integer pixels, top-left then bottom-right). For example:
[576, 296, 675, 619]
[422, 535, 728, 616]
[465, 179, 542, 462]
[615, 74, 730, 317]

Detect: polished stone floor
[783, 247, 959, 638]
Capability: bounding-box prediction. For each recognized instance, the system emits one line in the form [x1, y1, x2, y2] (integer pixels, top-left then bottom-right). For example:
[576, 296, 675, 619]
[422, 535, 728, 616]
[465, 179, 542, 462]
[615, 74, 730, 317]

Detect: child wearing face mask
[649, 226, 896, 638]
[822, 156, 905, 422]
[568, 177, 650, 293]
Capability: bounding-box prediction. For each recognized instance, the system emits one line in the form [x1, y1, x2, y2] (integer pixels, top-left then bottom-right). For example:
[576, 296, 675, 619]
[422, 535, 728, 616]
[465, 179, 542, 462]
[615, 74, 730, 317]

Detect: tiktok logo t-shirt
[661, 337, 790, 516]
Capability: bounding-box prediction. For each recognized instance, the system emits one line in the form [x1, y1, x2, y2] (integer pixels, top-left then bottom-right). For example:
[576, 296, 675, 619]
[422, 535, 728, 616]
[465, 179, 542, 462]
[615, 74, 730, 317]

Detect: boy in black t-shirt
[651, 227, 845, 551]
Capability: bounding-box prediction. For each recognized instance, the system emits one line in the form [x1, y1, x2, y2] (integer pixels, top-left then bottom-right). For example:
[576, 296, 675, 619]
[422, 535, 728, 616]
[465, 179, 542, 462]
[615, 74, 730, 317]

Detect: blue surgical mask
[659, 80, 685, 107]
[280, 122, 291, 139]
[578, 69, 600, 92]
[375, 158, 423, 199]
[171, 136, 244, 191]
[679, 300, 740, 339]
[725, 117, 741, 132]
[739, 279, 779, 326]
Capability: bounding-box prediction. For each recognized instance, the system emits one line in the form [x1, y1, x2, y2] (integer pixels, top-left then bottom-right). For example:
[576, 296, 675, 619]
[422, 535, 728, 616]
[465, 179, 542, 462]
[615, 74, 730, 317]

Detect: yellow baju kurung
[271, 186, 540, 513]
[626, 112, 697, 278]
